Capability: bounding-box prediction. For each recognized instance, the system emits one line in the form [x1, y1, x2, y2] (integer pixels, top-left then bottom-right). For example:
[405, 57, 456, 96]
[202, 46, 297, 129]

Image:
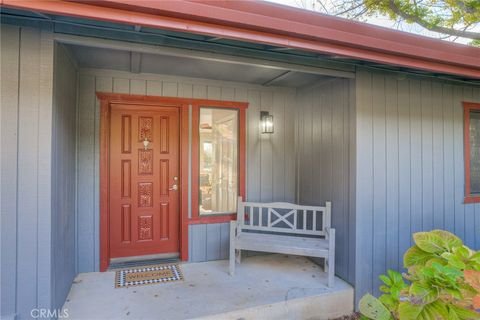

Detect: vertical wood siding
[296, 78, 356, 285]
[52, 44, 78, 311]
[76, 69, 297, 270]
[0, 25, 54, 320]
[188, 223, 230, 262]
[355, 67, 480, 303]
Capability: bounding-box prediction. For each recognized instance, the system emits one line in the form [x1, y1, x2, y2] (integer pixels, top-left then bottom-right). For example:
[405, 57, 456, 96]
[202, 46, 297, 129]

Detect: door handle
[169, 184, 178, 191]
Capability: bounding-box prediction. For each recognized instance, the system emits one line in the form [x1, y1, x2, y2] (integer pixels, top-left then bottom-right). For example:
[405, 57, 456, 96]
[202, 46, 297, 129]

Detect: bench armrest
[230, 220, 240, 237]
[325, 227, 335, 240]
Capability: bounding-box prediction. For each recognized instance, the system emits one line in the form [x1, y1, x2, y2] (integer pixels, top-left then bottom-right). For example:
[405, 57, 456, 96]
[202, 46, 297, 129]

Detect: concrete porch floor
[62, 254, 354, 320]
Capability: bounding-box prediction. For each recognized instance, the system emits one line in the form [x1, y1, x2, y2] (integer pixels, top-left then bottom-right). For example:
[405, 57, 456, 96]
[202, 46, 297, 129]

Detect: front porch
[51, 28, 355, 319]
[62, 254, 353, 320]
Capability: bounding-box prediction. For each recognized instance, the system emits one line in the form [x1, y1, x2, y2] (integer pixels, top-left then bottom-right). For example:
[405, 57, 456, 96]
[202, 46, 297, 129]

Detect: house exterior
[1, 1, 479, 319]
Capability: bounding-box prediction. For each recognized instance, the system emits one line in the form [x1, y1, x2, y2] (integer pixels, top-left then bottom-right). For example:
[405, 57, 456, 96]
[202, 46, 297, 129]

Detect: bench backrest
[236, 197, 331, 236]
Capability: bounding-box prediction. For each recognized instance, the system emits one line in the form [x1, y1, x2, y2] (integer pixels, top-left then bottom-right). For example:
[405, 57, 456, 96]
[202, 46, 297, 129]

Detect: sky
[265, 0, 477, 45]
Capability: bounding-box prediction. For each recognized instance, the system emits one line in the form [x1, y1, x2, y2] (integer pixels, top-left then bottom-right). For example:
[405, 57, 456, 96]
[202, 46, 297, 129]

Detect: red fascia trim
[2, 0, 479, 78]
[94, 0, 480, 69]
[463, 102, 480, 204]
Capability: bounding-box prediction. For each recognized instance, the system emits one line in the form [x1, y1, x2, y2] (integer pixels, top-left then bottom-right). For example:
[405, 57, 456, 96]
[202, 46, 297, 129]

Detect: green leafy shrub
[358, 230, 480, 320]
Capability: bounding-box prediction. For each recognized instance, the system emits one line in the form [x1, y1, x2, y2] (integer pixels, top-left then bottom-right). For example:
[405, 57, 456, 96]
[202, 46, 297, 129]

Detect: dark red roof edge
[2, 0, 479, 79]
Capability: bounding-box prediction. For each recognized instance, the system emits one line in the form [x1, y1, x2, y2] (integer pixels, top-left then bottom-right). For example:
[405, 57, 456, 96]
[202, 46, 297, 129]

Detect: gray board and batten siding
[75, 68, 298, 270]
[295, 78, 356, 285]
[354, 67, 480, 303]
[51, 43, 79, 314]
[1, 25, 55, 320]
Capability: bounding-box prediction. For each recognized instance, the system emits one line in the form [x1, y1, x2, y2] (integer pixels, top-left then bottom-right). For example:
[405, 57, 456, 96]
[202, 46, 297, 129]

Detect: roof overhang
[1, 0, 479, 79]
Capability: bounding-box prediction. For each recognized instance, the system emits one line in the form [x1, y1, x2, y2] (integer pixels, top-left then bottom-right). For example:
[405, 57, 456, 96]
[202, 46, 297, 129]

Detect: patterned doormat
[115, 264, 183, 288]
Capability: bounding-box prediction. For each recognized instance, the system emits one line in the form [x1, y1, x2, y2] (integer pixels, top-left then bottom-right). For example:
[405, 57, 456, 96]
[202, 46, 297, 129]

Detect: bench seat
[236, 233, 330, 257]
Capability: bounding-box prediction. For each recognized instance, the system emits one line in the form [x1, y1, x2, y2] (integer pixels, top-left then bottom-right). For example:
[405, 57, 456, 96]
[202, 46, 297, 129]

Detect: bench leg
[327, 258, 335, 288]
[229, 246, 235, 275]
[324, 258, 328, 273]
[229, 222, 236, 276]
[327, 229, 335, 288]
[235, 249, 241, 264]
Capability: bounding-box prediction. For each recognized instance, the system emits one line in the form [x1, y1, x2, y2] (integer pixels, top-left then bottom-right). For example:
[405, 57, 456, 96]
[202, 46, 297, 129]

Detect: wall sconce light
[260, 111, 274, 134]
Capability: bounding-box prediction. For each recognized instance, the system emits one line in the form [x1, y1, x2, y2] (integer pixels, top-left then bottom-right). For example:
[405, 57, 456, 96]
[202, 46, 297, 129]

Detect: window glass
[199, 108, 238, 214]
[470, 110, 480, 194]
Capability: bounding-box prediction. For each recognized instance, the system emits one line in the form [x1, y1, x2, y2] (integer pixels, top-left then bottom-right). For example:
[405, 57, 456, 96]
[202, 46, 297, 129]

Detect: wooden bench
[229, 197, 335, 287]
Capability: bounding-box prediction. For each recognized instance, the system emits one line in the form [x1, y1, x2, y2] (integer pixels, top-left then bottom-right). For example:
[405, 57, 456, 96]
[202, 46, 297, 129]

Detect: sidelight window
[198, 108, 238, 214]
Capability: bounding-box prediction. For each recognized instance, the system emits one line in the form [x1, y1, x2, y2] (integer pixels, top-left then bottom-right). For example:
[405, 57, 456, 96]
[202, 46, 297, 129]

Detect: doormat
[115, 264, 183, 288]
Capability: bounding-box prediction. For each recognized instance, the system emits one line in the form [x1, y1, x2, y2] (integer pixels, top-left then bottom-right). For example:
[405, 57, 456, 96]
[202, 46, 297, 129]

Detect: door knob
[169, 184, 178, 191]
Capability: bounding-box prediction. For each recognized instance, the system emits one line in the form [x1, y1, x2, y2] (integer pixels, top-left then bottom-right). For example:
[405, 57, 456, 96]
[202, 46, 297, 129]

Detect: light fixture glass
[260, 111, 274, 134]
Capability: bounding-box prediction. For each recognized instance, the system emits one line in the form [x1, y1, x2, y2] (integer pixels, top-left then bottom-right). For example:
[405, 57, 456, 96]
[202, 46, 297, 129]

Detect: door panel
[109, 104, 180, 258]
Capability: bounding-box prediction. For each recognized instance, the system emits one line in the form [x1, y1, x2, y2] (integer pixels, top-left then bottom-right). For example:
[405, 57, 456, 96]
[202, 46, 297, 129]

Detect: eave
[1, 0, 479, 79]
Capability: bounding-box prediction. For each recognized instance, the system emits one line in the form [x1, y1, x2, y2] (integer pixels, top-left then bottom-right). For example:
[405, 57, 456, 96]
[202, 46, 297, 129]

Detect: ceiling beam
[262, 71, 292, 86]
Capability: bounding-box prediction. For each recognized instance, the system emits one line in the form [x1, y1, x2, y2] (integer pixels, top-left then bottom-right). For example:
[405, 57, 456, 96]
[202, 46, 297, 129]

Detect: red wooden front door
[109, 104, 180, 258]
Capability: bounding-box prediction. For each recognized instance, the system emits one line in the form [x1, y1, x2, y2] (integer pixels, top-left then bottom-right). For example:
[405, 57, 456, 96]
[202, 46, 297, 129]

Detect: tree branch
[388, 0, 480, 39]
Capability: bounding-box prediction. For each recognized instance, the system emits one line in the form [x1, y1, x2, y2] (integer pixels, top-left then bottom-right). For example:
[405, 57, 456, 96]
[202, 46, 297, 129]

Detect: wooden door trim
[98, 92, 191, 271]
[98, 92, 248, 271]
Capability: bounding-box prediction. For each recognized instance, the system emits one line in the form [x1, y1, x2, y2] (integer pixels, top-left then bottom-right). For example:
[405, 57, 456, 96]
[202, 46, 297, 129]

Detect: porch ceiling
[66, 43, 333, 87]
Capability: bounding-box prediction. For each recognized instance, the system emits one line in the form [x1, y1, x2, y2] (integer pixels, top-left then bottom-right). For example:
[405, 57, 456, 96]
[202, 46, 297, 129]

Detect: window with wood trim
[191, 103, 247, 224]
[464, 102, 480, 203]
[199, 108, 238, 214]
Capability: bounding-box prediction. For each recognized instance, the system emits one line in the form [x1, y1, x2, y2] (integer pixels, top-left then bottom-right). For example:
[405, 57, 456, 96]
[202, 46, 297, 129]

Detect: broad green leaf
[380, 274, 392, 286]
[431, 262, 462, 279]
[390, 286, 400, 299]
[398, 301, 423, 320]
[448, 257, 467, 270]
[426, 257, 447, 268]
[448, 304, 480, 320]
[387, 269, 403, 285]
[359, 294, 392, 320]
[414, 232, 446, 253]
[379, 294, 397, 312]
[404, 246, 435, 267]
[410, 282, 439, 304]
[379, 285, 390, 293]
[470, 252, 480, 264]
[448, 307, 461, 320]
[430, 230, 463, 250]
[455, 246, 471, 259]
[423, 301, 449, 320]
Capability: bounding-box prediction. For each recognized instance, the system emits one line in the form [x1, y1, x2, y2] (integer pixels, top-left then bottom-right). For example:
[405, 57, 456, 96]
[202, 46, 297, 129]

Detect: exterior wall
[76, 68, 297, 271]
[296, 78, 356, 285]
[51, 44, 78, 311]
[355, 67, 480, 302]
[188, 223, 230, 262]
[0, 26, 54, 320]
